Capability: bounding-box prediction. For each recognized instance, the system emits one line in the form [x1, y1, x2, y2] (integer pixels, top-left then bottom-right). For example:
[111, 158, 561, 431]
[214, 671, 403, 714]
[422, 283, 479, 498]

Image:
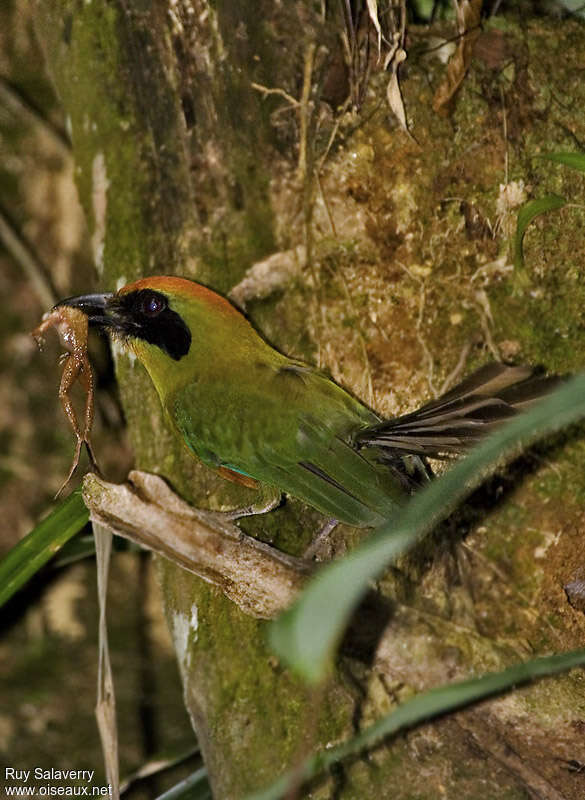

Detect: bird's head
[57, 276, 253, 397]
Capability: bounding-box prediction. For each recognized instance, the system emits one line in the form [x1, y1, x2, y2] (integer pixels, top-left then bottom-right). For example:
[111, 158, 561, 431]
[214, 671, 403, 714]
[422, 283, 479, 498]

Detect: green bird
[59, 276, 553, 529]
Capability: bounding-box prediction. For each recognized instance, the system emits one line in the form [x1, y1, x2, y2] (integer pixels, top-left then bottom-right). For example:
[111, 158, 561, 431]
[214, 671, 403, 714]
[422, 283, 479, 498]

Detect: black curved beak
[57, 293, 115, 328]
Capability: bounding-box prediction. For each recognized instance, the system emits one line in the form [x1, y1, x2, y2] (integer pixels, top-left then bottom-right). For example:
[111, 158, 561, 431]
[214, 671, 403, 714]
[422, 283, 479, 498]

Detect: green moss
[39, 2, 196, 290]
[158, 560, 356, 797]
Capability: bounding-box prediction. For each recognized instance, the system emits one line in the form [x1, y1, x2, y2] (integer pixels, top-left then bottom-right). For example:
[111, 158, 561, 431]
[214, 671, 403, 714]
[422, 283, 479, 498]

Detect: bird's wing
[171, 363, 403, 527]
[255, 416, 404, 527]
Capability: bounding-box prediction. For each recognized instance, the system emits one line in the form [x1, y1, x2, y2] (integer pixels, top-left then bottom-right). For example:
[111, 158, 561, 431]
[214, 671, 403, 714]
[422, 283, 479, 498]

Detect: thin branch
[298, 42, 316, 181]
[82, 471, 311, 619]
[251, 82, 299, 108]
[438, 342, 471, 395]
[500, 85, 509, 186]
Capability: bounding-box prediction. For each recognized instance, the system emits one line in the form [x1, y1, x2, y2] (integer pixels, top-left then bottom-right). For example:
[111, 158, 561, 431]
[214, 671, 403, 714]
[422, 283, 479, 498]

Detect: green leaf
[52, 533, 96, 567]
[269, 375, 585, 683]
[155, 767, 211, 800]
[0, 490, 89, 608]
[246, 646, 585, 800]
[540, 151, 585, 173]
[514, 194, 566, 269]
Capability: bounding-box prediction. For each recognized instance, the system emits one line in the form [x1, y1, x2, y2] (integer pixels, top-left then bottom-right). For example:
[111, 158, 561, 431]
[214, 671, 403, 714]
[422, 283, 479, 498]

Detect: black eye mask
[113, 290, 192, 360]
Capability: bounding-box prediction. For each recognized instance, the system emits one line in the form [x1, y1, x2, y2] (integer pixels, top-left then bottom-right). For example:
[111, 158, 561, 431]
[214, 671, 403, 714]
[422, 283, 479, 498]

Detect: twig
[317, 108, 345, 173]
[298, 43, 316, 181]
[251, 82, 299, 108]
[500, 85, 509, 186]
[94, 523, 120, 800]
[474, 288, 500, 360]
[315, 172, 336, 237]
[439, 342, 471, 395]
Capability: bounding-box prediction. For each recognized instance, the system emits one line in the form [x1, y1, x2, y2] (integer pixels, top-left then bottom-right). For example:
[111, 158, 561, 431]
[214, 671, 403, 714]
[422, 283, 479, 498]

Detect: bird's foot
[304, 517, 339, 560]
[216, 487, 283, 522]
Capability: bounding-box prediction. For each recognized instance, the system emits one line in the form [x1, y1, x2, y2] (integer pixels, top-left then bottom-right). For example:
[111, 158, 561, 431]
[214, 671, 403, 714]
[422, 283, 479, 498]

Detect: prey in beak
[32, 283, 191, 494]
[32, 300, 105, 495]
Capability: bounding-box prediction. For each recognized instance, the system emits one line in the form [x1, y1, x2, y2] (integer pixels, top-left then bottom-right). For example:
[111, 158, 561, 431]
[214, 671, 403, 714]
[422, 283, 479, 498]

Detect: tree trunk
[34, 2, 585, 797]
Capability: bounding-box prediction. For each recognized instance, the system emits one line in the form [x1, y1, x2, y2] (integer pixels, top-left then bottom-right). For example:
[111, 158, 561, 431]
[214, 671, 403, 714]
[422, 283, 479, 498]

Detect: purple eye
[141, 291, 166, 317]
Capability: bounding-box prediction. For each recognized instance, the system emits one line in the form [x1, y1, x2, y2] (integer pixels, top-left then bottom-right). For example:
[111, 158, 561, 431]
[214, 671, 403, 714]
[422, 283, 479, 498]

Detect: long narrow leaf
[0, 490, 89, 608]
[366, 0, 382, 52]
[540, 151, 585, 173]
[247, 646, 585, 800]
[514, 194, 566, 269]
[155, 767, 211, 800]
[269, 374, 585, 683]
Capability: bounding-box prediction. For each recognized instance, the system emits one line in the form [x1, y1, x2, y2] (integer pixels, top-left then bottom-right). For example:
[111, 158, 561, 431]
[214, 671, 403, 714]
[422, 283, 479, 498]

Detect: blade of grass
[269, 375, 585, 683]
[540, 151, 585, 173]
[246, 646, 585, 800]
[155, 767, 211, 800]
[0, 490, 89, 608]
[120, 746, 200, 795]
[52, 532, 137, 568]
[514, 194, 566, 269]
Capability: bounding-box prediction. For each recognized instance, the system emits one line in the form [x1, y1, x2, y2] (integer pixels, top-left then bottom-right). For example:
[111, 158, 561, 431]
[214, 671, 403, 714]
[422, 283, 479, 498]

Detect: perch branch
[82, 471, 312, 619]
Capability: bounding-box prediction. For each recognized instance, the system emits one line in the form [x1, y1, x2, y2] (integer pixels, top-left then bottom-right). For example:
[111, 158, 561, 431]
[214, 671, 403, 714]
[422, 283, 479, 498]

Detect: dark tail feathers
[356, 363, 561, 459]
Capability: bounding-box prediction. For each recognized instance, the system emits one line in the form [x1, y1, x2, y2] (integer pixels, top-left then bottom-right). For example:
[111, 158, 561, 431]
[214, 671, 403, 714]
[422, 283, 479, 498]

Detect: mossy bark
[34, 3, 585, 798]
